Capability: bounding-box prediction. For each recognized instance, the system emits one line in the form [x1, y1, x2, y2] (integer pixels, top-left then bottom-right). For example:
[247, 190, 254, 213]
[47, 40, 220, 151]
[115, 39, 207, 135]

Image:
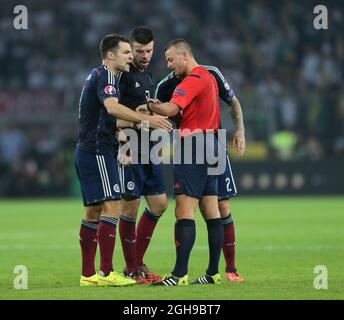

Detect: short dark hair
[100, 33, 129, 59]
[164, 38, 193, 56]
[129, 26, 154, 45]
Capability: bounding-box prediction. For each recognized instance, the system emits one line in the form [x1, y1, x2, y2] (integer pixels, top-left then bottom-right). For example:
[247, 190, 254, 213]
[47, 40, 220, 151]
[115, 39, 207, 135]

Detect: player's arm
[104, 97, 147, 122]
[97, 70, 171, 131]
[116, 119, 135, 128]
[103, 97, 172, 131]
[209, 66, 246, 156]
[230, 96, 245, 133]
[208, 66, 244, 131]
[230, 96, 245, 156]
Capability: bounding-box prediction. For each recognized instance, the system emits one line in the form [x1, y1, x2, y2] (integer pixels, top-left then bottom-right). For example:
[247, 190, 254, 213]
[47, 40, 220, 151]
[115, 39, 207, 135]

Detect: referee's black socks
[205, 218, 224, 276]
[172, 219, 196, 278]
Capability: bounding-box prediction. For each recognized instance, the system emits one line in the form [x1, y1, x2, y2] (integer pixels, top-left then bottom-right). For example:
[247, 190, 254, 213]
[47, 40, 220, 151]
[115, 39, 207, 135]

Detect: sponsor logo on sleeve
[174, 89, 186, 96]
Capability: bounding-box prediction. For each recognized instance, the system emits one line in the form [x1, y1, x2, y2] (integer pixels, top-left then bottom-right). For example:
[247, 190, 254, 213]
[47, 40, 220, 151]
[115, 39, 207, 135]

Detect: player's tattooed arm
[230, 96, 246, 157]
[230, 96, 245, 132]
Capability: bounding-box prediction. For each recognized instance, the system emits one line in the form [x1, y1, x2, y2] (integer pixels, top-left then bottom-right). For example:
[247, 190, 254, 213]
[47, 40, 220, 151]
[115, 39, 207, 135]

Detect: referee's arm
[146, 101, 180, 117]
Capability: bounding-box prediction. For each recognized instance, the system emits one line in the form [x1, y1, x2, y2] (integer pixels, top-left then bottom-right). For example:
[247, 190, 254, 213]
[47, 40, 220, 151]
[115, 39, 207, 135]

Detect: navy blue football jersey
[119, 63, 154, 110]
[77, 64, 120, 155]
[118, 63, 155, 155]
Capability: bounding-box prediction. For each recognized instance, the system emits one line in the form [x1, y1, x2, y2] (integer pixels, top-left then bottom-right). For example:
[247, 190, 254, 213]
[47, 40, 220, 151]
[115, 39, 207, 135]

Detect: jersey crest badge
[127, 181, 135, 191]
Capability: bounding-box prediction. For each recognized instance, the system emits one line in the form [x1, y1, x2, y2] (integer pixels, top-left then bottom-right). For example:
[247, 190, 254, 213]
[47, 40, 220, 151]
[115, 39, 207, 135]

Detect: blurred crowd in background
[0, 0, 343, 197]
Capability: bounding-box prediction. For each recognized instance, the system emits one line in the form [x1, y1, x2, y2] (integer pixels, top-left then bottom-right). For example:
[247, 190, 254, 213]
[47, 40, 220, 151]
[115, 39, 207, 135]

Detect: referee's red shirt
[170, 66, 220, 137]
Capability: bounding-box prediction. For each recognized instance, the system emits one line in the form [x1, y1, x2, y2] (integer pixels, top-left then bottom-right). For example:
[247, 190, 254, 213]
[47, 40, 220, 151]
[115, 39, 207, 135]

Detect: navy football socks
[205, 218, 223, 276]
[172, 219, 196, 277]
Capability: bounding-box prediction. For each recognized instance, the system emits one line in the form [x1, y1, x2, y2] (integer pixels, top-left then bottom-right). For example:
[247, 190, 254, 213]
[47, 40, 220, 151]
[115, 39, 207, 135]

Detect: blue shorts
[218, 153, 238, 200]
[174, 164, 218, 199]
[119, 163, 166, 199]
[173, 133, 219, 199]
[74, 148, 122, 206]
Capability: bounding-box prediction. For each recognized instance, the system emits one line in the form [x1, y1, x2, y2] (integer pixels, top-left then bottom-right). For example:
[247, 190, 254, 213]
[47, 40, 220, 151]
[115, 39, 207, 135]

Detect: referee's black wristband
[146, 102, 153, 114]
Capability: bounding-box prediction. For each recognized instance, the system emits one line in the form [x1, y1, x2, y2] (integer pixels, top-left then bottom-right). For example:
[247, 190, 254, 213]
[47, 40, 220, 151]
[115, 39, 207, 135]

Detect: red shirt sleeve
[170, 75, 204, 110]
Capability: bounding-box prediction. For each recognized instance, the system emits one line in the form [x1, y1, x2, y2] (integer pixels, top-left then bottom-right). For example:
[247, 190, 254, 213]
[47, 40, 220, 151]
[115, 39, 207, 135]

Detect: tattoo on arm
[230, 97, 245, 131]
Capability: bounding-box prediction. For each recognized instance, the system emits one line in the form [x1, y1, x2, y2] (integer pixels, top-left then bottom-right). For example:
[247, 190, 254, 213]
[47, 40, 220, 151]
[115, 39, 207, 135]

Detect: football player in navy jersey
[155, 65, 246, 282]
[75, 33, 171, 287]
[116, 27, 168, 284]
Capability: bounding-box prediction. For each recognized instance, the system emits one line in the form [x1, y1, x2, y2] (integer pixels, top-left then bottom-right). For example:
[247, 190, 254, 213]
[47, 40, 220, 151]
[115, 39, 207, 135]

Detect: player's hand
[117, 143, 132, 167]
[232, 129, 246, 157]
[116, 129, 127, 143]
[143, 114, 173, 131]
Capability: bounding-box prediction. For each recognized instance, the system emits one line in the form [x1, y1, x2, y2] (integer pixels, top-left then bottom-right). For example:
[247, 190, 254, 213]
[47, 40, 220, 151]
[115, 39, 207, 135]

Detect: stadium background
[1, 0, 343, 198]
[0, 0, 343, 300]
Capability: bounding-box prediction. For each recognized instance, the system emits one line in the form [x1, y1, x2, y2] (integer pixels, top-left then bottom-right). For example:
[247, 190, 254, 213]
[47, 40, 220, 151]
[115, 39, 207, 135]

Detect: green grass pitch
[0, 197, 343, 300]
